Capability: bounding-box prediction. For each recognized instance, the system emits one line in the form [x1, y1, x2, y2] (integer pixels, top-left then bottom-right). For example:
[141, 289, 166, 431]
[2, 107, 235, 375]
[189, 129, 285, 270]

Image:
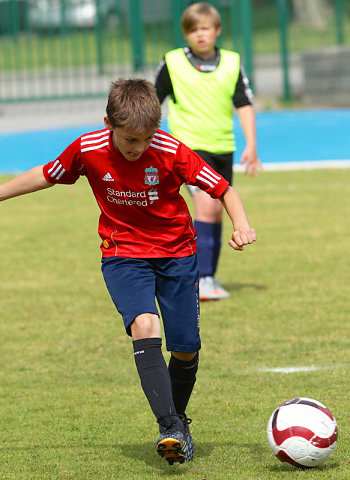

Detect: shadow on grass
[0, 440, 340, 475]
[118, 440, 214, 472]
[267, 461, 340, 473]
[223, 282, 267, 293]
[0, 440, 214, 468]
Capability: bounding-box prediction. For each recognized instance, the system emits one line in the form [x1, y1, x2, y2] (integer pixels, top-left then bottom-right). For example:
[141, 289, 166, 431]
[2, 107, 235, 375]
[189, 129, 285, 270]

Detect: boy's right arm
[219, 186, 256, 251]
[0, 165, 54, 202]
[154, 59, 173, 104]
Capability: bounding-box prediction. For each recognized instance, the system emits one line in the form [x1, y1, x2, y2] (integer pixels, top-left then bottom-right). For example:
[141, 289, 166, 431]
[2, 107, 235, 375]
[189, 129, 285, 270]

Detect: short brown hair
[106, 78, 161, 132]
[181, 2, 221, 34]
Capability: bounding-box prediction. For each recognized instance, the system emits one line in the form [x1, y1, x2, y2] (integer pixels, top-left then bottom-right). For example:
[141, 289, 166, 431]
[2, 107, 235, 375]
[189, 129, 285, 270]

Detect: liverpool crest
[144, 166, 159, 185]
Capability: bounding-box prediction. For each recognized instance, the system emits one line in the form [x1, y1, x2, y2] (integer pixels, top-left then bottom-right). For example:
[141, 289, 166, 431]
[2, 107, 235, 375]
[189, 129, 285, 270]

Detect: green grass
[0, 29, 131, 71]
[0, 169, 349, 479]
[251, 3, 350, 54]
[1, 4, 350, 73]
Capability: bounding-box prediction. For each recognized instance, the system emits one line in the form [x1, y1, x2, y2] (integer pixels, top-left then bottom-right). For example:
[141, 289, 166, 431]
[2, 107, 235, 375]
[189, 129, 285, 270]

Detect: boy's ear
[104, 116, 112, 130]
[216, 25, 222, 37]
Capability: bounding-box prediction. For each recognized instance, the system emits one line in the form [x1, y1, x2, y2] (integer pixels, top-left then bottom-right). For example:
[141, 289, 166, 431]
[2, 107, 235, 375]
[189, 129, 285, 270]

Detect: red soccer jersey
[43, 129, 229, 258]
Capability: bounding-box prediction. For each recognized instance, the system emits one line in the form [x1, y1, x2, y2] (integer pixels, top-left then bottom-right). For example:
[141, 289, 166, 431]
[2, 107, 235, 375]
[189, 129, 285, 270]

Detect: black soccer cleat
[155, 428, 186, 465]
[180, 414, 194, 462]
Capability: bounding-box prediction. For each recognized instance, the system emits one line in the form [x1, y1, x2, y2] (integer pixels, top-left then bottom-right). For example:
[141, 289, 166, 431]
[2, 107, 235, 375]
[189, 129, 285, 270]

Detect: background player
[155, 1, 261, 301]
[0, 78, 256, 465]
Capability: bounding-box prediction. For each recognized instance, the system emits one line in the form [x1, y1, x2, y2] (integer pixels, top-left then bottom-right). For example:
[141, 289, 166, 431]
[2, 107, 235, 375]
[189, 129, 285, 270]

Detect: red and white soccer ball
[267, 397, 338, 468]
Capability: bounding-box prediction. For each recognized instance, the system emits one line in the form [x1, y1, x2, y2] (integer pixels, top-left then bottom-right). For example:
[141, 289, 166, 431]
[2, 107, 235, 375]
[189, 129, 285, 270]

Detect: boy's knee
[171, 351, 198, 361]
[131, 313, 161, 340]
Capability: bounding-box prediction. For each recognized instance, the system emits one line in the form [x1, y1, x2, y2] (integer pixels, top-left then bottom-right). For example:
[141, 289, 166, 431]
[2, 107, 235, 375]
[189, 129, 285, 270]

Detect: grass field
[0, 169, 349, 479]
[1, 3, 350, 73]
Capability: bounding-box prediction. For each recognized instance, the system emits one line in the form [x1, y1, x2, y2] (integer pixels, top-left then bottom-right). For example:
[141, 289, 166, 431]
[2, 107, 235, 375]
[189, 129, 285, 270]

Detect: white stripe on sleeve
[48, 160, 59, 174]
[51, 164, 63, 178]
[196, 175, 215, 188]
[202, 165, 221, 180]
[55, 167, 66, 180]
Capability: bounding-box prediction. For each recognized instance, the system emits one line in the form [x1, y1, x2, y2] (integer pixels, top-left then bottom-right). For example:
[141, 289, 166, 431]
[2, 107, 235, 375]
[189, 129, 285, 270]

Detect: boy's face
[104, 117, 155, 162]
[184, 16, 221, 58]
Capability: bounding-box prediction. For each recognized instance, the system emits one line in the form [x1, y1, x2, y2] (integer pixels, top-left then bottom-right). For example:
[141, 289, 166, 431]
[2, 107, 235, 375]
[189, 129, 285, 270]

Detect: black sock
[168, 352, 199, 416]
[133, 338, 179, 429]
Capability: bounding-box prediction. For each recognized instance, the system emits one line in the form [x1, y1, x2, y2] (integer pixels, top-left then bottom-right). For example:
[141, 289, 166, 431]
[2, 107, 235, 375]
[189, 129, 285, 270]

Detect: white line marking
[234, 160, 350, 172]
[259, 365, 336, 374]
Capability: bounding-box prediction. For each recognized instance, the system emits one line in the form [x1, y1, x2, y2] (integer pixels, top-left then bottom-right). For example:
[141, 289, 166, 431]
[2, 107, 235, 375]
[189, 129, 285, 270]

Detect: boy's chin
[124, 153, 142, 161]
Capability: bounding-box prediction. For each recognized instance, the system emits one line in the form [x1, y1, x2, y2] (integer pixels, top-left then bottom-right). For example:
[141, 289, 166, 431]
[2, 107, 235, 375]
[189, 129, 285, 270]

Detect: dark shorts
[195, 150, 234, 185]
[101, 255, 201, 352]
[187, 150, 234, 196]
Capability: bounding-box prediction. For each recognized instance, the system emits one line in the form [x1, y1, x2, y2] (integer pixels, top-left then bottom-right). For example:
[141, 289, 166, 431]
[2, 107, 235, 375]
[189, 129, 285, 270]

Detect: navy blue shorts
[101, 255, 201, 352]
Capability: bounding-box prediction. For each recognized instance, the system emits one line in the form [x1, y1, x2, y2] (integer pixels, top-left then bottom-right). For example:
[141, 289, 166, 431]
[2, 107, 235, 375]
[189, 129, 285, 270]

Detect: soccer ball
[267, 397, 338, 468]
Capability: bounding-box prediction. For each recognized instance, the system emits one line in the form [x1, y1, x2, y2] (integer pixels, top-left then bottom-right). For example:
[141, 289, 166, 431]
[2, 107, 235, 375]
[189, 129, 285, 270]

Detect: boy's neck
[111, 131, 118, 151]
[190, 46, 217, 61]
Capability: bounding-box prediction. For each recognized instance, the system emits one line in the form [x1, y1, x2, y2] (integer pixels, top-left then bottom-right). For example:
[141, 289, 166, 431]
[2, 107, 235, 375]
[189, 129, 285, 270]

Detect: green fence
[0, 0, 349, 103]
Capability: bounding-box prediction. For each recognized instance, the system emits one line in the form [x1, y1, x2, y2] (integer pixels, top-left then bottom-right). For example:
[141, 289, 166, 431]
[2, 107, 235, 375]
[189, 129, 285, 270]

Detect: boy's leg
[194, 217, 222, 277]
[132, 330, 182, 431]
[132, 321, 188, 465]
[101, 257, 186, 463]
[168, 351, 199, 416]
[168, 351, 198, 463]
[156, 255, 201, 461]
[187, 182, 222, 278]
[192, 150, 232, 300]
[193, 198, 228, 300]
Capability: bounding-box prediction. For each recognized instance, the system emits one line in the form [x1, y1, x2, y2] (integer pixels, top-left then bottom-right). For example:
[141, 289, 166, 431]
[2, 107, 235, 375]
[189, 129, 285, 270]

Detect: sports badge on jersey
[144, 166, 159, 186]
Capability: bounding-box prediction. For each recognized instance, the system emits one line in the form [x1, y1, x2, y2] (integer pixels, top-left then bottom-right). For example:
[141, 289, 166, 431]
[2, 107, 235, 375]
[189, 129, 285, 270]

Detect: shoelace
[180, 415, 192, 426]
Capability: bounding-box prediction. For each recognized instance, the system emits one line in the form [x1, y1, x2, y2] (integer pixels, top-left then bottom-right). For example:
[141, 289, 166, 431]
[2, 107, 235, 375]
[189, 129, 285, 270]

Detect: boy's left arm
[236, 104, 262, 176]
[219, 186, 256, 251]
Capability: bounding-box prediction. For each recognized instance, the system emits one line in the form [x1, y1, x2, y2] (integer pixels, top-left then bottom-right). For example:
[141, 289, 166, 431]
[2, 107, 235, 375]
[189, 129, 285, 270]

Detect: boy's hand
[229, 228, 256, 251]
[239, 147, 262, 177]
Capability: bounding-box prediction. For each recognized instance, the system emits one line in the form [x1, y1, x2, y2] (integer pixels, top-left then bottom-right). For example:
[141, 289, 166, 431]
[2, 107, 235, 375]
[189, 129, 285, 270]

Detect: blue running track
[1, 109, 350, 173]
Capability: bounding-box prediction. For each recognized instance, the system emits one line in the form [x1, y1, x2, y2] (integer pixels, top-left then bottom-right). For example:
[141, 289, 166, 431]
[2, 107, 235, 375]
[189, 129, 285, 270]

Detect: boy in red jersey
[0, 78, 256, 465]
